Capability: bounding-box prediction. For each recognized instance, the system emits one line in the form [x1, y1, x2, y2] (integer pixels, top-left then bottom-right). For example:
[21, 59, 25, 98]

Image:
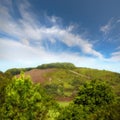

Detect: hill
[12, 63, 119, 101]
[5, 62, 75, 75]
[4, 63, 120, 101]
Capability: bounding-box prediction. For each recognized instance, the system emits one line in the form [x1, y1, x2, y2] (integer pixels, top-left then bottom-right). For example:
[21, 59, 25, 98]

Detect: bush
[57, 103, 90, 120]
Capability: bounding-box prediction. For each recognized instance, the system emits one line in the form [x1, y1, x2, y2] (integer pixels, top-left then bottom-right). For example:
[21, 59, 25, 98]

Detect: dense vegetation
[5, 67, 33, 76]
[57, 80, 120, 120]
[37, 62, 76, 69]
[0, 73, 57, 119]
[43, 67, 120, 100]
[0, 62, 120, 119]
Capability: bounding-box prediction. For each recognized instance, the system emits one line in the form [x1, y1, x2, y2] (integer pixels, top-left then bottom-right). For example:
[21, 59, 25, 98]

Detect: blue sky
[0, 0, 120, 73]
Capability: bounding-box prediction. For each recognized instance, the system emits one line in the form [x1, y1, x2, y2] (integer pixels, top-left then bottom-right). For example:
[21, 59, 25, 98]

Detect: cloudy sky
[0, 0, 120, 72]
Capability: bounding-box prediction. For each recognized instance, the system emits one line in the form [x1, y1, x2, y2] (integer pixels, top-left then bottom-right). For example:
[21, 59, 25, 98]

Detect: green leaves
[57, 80, 117, 120]
[0, 73, 53, 119]
[74, 80, 115, 108]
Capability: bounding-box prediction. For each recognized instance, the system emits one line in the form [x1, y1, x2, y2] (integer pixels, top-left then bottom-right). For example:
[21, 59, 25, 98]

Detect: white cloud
[100, 18, 120, 37]
[117, 19, 120, 23]
[100, 19, 113, 34]
[116, 46, 120, 50]
[0, 38, 120, 73]
[110, 51, 120, 62]
[0, 38, 42, 61]
[0, 0, 103, 58]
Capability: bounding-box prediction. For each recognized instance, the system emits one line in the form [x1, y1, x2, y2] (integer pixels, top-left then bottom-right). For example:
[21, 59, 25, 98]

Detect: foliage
[89, 102, 120, 120]
[44, 83, 65, 97]
[5, 68, 24, 76]
[0, 73, 54, 120]
[74, 80, 115, 110]
[37, 62, 76, 69]
[0, 72, 12, 106]
[57, 103, 89, 120]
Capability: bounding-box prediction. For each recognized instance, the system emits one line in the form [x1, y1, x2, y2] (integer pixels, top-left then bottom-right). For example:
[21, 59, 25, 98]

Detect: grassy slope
[26, 67, 120, 100]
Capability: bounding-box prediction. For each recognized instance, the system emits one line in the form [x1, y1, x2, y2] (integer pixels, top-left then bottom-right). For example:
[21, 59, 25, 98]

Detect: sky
[0, 0, 120, 73]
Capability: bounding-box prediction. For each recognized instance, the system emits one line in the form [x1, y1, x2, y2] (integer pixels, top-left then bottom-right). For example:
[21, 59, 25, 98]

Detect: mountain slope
[18, 66, 120, 101]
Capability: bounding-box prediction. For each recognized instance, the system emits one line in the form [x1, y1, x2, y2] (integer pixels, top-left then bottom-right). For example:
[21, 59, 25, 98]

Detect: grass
[43, 68, 120, 100]
[58, 101, 70, 107]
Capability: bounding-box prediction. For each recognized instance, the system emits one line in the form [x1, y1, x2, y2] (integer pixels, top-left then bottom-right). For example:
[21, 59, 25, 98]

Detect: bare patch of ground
[56, 97, 73, 102]
[17, 68, 55, 83]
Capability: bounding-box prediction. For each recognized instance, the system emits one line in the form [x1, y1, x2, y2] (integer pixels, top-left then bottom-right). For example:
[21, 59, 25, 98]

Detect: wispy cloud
[116, 19, 120, 23]
[1, 38, 117, 72]
[0, 0, 103, 58]
[100, 18, 120, 43]
[100, 18, 113, 34]
[116, 46, 120, 50]
[110, 51, 120, 62]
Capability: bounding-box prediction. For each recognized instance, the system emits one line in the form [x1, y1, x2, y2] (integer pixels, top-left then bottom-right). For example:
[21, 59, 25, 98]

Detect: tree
[0, 73, 53, 120]
[57, 80, 116, 120]
[74, 80, 115, 111]
[89, 102, 120, 120]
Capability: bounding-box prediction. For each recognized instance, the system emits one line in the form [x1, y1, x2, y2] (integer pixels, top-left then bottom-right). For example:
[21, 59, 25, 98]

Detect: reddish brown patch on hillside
[56, 97, 73, 102]
[17, 69, 55, 83]
[26, 69, 55, 83]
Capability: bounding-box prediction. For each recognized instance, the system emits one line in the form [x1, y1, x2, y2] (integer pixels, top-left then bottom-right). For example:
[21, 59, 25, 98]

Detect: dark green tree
[57, 80, 116, 120]
[89, 102, 120, 120]
[74, 80, 115, 111]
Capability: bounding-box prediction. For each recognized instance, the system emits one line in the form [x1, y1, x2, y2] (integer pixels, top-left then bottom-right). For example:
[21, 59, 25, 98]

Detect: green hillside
[42, 67, 120, 100]
[4, 63, 120, 100]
